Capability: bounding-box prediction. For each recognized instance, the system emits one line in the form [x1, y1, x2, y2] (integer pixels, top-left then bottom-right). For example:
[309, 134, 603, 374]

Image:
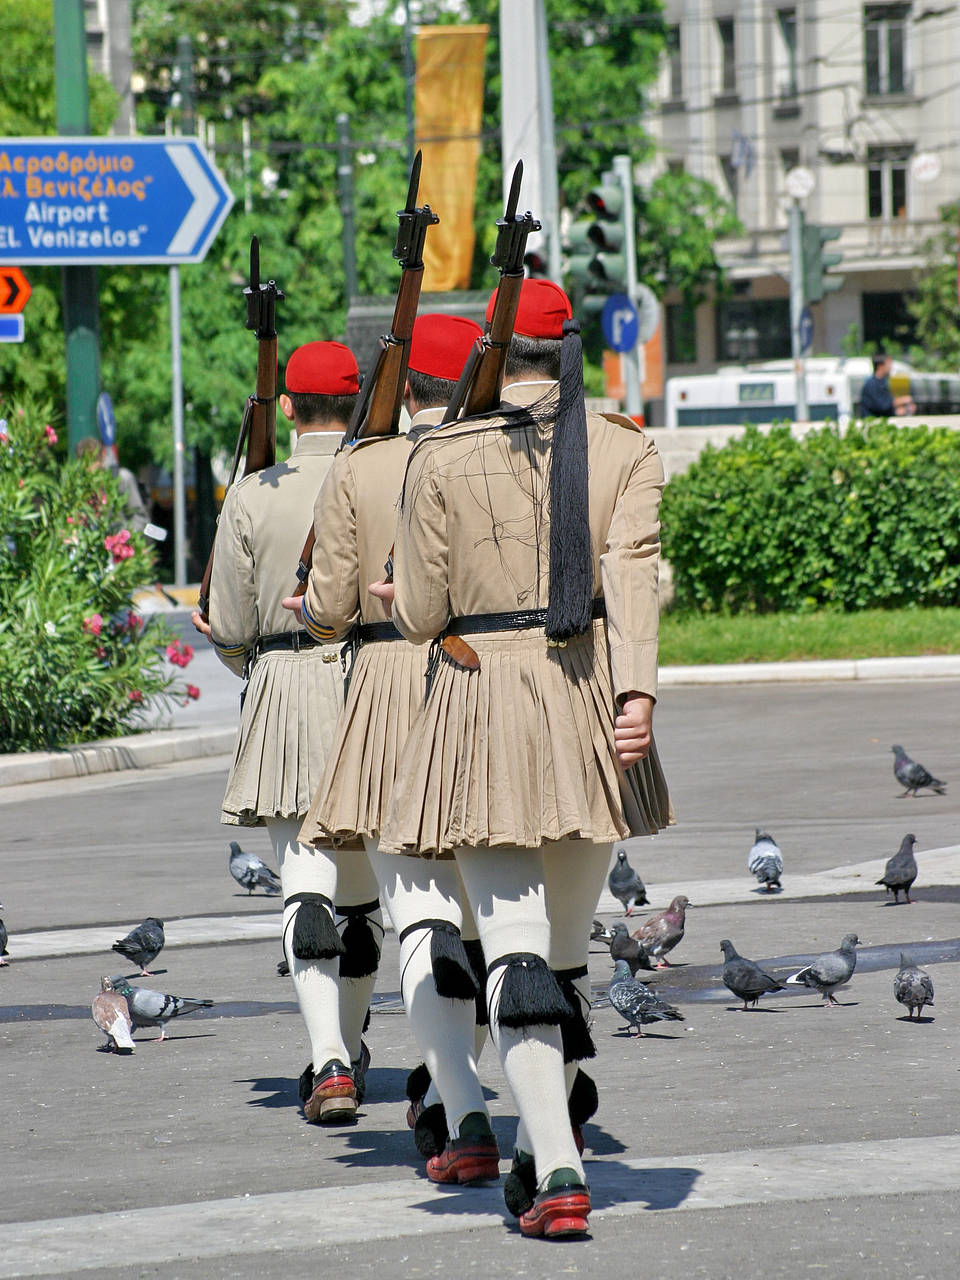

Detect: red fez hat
[285, 341, 360, 394]
[408, 313, 483, 380]
[485, 278, 572, 340]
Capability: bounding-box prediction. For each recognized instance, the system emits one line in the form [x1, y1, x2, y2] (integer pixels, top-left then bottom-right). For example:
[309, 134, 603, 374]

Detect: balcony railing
[716, 218, 942, 277]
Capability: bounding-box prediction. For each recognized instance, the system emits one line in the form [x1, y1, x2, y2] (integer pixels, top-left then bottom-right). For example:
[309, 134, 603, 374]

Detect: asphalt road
[1, 678, 959, 1278]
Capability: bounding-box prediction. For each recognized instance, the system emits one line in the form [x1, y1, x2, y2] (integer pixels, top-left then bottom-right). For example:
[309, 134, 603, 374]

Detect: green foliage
[661, 422, 960, 614]
[0, 398, 198, 753]
[908, 202, 960, 369]
[635, 170, 742, 304]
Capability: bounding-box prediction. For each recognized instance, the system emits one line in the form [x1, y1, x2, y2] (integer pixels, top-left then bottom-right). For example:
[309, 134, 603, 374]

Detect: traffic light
[803, 224, 844, 302]
[523, 247, 549, 279]
[566, 180, 629, 314]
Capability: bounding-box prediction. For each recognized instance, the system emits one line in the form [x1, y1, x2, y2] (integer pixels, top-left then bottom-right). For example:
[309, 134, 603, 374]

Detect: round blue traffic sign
[799, 305, 814, 355]
[601, 293, 639, 353]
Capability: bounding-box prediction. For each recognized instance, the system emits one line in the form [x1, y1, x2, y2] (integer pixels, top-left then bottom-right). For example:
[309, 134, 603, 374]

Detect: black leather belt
[356, 620, 404, 643]
[256, 630, 322, 655]
[445, 598, 606, 636]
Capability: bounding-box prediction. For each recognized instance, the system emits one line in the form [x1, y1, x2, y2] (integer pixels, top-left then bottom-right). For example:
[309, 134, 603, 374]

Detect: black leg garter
[336, 898, 383, 978]
[283, 892, 345, 962]
[486, 952, 573, 1030]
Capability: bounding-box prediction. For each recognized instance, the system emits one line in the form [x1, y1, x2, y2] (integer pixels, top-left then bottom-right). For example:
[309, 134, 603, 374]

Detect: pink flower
[95, 645, 106, 659]
[185, 684, 200, 701]
[165, 642, 180, 663]
[66, 516, 75, 525]
[125, 610, 143, 632]
[44, 424, 58, 444]
[128, 689, 143, 704]
[179, 642, 194, 666]
[83, 613, 103, 637]
[104, 529, 134, 563]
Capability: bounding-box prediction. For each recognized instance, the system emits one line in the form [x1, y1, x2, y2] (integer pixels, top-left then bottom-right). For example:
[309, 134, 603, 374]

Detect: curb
[2, 653, 959, 789]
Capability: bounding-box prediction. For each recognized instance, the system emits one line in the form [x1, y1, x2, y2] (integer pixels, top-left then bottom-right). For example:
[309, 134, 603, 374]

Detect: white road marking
[4, 1134, 960, 1275]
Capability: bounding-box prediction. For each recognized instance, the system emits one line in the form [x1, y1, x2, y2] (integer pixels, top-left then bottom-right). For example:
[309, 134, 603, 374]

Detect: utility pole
[337, 114, 358, 302]
[612, 154, 642, 418]
[788, 199, 809, 422]
[54, 0, 101, 453]
[169, 33, 194, 586]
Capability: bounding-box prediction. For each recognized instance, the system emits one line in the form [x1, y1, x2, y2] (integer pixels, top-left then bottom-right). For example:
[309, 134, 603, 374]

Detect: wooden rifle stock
[196, 236, 282, 625]
[295, 153, 437, 598]
[442, 162, 541, 425]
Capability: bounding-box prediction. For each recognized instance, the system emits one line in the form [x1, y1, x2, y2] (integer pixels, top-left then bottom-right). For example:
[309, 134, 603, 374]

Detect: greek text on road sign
[0, 266, 30, 312]
[0, 138, 235, 266]
[602, 293, 639, 353]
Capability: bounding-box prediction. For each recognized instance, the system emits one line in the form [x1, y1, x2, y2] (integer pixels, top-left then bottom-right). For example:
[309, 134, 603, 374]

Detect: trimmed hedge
[660, 421, 960, 613]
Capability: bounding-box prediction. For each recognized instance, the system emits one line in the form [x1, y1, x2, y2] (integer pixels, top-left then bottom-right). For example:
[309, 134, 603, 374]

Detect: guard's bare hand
[368, 580, 395, 619]
[615, 692, 654, 766]
[191, 610, 213, 641]
[281, 596, 304, 622]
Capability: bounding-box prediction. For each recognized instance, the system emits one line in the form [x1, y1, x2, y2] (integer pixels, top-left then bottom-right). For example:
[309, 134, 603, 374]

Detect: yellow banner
[414, 25, 489, 291]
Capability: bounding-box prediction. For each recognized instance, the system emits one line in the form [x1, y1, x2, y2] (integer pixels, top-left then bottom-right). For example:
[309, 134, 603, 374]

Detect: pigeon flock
[597, 740, 947, 1033]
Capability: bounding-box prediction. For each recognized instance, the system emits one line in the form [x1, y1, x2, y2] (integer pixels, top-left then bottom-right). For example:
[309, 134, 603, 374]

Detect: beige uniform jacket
[381, 380, 673, 855]
[299, 415, 442, 845]
[208, 431, 344, 824]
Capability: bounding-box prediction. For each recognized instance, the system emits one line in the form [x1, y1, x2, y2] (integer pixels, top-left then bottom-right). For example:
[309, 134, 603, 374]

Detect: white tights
[455, 840, 611, 1187]
[366, 842, 488, 1138]
[268, 818, 381, 1070]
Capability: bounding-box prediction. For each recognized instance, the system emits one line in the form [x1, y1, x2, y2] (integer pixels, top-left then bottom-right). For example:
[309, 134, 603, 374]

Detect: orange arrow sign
[0, 267, 31, 314]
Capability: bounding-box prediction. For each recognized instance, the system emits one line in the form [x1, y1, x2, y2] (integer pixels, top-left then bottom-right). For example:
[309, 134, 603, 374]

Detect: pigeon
[893, 952, 934, 1020]
[631, 894, 690, 967]
[747, 829, 783, 892]
[111, 917, 165, 976]
[608, 958, 684, 1037]
[608, 921, 655, 975]
[110, 975, 214, 1041]
[0, 909, 8, 966]
[92, 976, 136, 1053]
[876, 833, 919, 904]
[891, 745, 946, 797]
[786, 933, 860, 1007]
[590, 919, 613, 942]
[719, 939, 785, 1011]
[228, 841, 282, 895]
[608, 846, 648, 916]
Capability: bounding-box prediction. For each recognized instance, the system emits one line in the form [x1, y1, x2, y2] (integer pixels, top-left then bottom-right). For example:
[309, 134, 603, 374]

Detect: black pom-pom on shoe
[413, 1102, 448, 1158]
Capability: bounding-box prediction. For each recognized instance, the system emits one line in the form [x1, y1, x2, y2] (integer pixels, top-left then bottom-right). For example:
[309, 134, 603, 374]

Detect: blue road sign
[0, 137, 235, 266]
[0, 314, 24, 342]
[601, 292, 639, 353]
[799, 304, 814, 355]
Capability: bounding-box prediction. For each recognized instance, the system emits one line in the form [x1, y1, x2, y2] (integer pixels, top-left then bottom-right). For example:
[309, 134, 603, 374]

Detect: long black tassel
[555, 965, 597, 1062]
[545, 320, 593, 643]
[336, 899, 382, 978]
[285, 892, 345, 962]
[464, 938, 488, 1027]
[489, 953, 573, 1030]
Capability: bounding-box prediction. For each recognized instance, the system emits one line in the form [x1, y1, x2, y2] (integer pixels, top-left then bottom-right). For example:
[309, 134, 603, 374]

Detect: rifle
[293, 150, 438, 597]
[441, 161, 541, 424]
[195, 236, 283, 626]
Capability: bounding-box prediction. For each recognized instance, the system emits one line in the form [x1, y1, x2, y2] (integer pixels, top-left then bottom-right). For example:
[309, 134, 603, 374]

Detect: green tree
[636, 169, 742, 305]
[908, 202, 960, 369]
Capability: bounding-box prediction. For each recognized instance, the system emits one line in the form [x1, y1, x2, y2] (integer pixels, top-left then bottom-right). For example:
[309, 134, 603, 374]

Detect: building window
[776, 8, 799, 98]
[861, 290, 917, 346]
[667, 158, 686, 176]
[717, 300, 791, 362]
[867, 145, 910, 219]
[666, 25, 683, 100]
[717, 18, 736, 95]
[864, 5, 910, 95]
[666, 301, 698, 364]
[780, 147, 800, 176]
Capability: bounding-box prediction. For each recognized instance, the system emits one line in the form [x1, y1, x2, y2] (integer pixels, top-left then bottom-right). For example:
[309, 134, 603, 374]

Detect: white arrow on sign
[165, 144, 221, 256]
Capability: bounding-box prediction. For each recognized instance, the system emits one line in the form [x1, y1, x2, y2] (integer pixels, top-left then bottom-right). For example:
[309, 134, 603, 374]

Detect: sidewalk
[2, 585, 958, 788]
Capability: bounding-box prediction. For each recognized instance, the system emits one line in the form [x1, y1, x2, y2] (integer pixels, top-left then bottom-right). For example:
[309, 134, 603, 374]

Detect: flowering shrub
[0, 397, 199, 753]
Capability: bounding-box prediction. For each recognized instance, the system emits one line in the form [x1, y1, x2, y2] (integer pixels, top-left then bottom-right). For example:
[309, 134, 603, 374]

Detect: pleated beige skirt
[379, 618, 674, 857]
[300, 639, 428, 846]
[221, 646, 344, 826]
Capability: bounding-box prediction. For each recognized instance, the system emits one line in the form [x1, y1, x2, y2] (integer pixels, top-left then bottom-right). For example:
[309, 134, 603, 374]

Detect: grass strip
[659, 607, 960, 666]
